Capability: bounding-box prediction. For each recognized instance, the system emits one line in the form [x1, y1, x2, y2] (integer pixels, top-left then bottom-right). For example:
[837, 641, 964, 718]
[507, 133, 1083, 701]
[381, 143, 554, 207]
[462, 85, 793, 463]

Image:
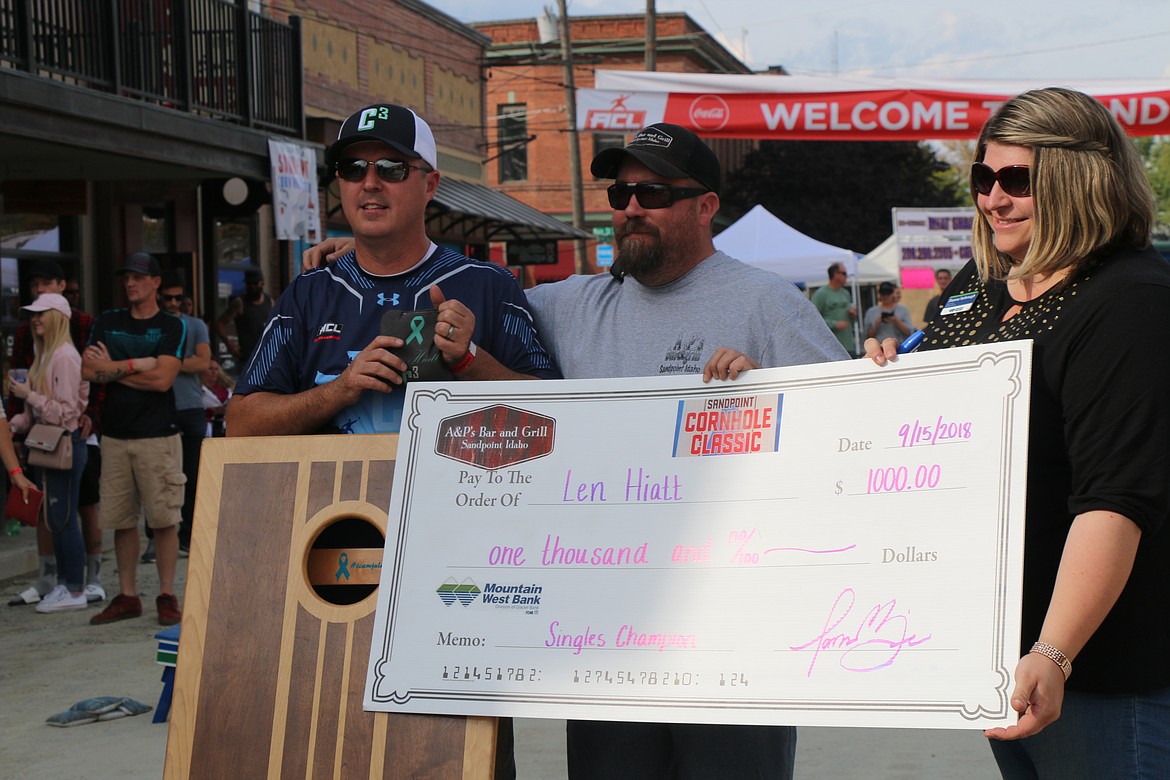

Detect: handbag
[25, 423, 72, 470]
[4, 483, 43, 527]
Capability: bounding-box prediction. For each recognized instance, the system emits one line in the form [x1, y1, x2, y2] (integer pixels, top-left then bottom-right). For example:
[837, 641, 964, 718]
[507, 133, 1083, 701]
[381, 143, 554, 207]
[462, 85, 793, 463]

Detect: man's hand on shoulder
[302, 237, 355, 272]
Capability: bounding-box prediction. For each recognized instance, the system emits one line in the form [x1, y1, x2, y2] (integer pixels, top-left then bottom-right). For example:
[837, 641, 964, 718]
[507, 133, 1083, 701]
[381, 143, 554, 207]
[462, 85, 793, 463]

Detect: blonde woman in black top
[868, 87, 1170, 779]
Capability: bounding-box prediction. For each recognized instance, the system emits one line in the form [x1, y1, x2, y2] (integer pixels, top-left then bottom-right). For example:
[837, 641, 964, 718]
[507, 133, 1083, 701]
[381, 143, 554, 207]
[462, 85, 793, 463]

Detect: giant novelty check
[365, 341, 1031, 729]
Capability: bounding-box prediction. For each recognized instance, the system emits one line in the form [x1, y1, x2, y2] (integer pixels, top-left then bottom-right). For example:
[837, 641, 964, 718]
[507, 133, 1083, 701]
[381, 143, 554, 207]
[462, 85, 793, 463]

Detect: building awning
[427, 177, 591, 243]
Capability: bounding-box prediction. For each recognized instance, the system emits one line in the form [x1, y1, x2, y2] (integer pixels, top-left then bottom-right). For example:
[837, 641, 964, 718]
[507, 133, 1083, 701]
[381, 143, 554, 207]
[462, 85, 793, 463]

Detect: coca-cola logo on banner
[689, 95, 730, 131]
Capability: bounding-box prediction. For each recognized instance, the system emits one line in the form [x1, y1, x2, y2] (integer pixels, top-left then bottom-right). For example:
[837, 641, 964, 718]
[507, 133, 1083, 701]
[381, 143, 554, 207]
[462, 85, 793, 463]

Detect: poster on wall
[267, 139, 321, 244]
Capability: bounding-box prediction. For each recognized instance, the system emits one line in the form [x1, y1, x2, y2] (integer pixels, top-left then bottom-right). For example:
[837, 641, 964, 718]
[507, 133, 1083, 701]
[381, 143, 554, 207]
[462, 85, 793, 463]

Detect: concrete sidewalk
[1, 528, 1000, 778]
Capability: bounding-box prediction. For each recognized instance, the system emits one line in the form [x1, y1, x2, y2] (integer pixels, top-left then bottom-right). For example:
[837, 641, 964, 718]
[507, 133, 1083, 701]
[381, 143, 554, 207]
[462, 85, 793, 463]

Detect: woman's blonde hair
[972, 87, 1154, 281]
[29, 309, 72, 394]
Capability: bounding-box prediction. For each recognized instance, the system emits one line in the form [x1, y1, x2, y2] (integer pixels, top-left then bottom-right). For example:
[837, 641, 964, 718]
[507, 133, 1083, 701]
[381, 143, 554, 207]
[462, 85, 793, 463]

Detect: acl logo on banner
[580, 92, 667, 132]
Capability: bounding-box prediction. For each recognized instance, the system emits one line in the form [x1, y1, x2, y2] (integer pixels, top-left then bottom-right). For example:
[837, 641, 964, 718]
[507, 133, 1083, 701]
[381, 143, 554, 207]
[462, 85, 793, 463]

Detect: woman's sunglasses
[607, 182, 709, 210]
[335, 158, 432, 183]
[971, 162, 1031, 198]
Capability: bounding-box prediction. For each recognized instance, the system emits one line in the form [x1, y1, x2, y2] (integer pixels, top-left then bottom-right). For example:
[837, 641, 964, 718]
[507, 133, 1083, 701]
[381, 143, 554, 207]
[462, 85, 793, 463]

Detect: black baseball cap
[591, 123, 721, 194]
[325, 103, 438, 169]
[117, 252, 161, 277]
[27, 259, 65, 281]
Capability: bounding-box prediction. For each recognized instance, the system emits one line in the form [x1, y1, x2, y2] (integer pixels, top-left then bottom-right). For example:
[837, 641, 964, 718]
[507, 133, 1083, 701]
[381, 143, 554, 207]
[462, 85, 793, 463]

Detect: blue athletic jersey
[234, 246, 560, 434]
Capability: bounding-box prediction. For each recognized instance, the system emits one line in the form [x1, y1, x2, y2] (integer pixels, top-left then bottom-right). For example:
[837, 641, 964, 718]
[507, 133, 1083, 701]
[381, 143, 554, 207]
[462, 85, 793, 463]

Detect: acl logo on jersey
[314, 322, 344, 342]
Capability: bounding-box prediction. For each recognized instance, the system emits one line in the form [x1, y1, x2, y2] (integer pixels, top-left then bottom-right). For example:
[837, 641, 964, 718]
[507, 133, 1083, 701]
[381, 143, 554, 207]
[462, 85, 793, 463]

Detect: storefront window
[212, 216, 258, 375]
[0, 214, 79, 375]
[142, 204, 172, 254]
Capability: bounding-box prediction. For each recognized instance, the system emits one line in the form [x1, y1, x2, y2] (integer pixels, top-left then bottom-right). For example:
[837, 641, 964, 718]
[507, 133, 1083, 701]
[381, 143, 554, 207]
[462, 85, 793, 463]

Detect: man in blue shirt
[227, 103, 557, 436]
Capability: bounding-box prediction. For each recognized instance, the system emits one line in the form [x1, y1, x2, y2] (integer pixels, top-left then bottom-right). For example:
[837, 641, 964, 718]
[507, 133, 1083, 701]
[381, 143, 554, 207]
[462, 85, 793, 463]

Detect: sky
[427, 0, 1170, 82]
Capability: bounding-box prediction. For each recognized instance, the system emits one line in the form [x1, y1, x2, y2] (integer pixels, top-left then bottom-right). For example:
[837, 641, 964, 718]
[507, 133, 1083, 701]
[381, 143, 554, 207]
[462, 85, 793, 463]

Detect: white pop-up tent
[713, 204, 856, 287]
[856, 234, 901, 285]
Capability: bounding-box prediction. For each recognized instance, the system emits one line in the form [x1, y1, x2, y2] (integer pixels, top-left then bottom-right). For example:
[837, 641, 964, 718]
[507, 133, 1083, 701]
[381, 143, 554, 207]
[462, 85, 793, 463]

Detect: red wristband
[8, 467, 22, 476]
[450, 343, 477, 374]
[128, 358, 135, 373]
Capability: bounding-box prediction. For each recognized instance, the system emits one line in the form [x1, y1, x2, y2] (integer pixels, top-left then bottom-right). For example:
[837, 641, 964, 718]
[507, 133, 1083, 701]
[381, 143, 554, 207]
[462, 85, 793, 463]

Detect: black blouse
[922, 246, 1170, 693]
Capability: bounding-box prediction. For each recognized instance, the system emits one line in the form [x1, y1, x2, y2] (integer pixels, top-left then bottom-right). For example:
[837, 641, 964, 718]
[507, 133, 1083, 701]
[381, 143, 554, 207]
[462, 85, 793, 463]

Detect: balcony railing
[0, 0, 303, 136]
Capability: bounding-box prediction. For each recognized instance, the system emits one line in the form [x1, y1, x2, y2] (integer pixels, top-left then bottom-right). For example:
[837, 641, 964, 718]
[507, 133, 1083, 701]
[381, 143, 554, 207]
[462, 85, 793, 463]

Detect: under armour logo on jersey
[377, 293, 399, 307]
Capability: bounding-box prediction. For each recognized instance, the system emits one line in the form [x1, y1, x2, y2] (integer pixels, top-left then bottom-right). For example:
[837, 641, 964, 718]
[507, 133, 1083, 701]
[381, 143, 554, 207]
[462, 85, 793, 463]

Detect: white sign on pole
[892, 207, 975, 268]
[267, 139, 321, 244]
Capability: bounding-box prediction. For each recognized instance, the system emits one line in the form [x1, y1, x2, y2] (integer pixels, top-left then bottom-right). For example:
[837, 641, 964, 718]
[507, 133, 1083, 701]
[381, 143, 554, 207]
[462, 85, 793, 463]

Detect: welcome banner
[577, 72, 1170, 140]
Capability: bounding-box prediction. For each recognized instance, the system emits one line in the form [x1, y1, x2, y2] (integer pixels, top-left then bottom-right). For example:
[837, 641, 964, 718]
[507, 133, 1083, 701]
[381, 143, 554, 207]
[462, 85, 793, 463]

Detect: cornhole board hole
[164, 434, 497, 779]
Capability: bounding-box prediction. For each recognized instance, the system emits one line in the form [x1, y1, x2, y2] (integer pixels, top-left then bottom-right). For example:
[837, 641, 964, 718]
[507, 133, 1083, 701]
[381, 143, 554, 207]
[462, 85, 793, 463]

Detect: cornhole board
[164, 434, 497, 779]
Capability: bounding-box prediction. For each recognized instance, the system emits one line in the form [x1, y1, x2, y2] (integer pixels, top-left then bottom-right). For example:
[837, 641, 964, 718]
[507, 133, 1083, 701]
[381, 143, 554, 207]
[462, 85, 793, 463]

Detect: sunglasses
[161, 294, 184, 302]
[971, 162, 1031, 198]
[335, 158, 432, 183]
[607, 182, 709, 210]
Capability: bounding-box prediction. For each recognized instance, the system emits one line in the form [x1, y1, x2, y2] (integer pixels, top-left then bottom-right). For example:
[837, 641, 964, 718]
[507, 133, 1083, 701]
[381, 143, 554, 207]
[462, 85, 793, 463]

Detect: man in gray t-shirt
[502, 124, 847, 779]
[161, 277, 210, 552]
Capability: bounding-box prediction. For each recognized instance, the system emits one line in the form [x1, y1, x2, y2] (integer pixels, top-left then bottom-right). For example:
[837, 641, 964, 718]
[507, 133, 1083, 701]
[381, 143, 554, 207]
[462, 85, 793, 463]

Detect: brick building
[0, 0, 582, 375]
[475, 13, 758, 281]
[271, 0, 585, 263]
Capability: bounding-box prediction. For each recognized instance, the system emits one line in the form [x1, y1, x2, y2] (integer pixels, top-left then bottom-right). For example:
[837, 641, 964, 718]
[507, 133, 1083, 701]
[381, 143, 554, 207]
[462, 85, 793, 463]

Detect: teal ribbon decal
[406, 315, 425, 345]
[336, 552, 350, 582]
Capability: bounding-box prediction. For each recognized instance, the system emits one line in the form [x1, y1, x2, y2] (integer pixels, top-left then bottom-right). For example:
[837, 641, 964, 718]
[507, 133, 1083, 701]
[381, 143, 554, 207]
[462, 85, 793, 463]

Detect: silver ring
[447, 324, 456, 339]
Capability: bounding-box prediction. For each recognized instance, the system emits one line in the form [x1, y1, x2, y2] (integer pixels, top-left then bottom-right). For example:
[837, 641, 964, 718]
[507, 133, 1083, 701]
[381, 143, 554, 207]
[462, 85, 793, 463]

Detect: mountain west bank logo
[436, 578, 481, 606]
[584, 94, 646, 131]
[436, 578, 542, 614]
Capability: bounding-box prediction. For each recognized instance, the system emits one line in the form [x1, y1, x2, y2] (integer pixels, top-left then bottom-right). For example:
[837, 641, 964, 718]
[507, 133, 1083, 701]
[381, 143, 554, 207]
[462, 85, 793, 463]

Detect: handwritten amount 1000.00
[867, 464, 941, 494]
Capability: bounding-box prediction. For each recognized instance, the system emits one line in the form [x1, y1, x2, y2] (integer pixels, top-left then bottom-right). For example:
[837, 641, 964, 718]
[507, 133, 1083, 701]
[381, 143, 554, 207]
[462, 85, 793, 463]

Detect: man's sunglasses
[335, 158, 432, 183]
[971, 162, 1031, 198]
[607, 182, 709, 210]
[161, 294, 184, 302]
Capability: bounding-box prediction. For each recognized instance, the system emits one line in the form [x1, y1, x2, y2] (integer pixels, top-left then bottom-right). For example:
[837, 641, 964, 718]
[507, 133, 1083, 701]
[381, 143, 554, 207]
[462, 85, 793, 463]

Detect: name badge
[940, 291, 978, 316]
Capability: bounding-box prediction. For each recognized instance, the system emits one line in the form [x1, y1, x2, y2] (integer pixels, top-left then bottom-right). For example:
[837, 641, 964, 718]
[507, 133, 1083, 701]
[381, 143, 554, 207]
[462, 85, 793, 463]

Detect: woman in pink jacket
[10, 293, 89, 613]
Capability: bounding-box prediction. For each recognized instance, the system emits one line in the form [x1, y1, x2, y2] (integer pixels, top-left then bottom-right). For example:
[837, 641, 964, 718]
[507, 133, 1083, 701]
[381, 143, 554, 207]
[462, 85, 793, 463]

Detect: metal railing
[0, 0, 303, 136]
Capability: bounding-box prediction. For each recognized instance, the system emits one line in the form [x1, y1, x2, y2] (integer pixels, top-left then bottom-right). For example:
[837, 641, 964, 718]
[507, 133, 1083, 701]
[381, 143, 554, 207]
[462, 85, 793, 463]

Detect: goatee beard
[616, 223, 664, 281]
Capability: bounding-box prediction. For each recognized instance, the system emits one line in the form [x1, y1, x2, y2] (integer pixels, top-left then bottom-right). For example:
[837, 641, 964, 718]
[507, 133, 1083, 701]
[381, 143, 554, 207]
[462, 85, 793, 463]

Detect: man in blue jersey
[84, 252, 186, 627]
[227, 103, 558, 437]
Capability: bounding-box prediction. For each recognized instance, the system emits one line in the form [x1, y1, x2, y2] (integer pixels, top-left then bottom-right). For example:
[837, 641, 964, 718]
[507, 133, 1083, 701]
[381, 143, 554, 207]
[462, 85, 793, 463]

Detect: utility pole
[557, 0, 588, 273]
[645, 0, 657, 71]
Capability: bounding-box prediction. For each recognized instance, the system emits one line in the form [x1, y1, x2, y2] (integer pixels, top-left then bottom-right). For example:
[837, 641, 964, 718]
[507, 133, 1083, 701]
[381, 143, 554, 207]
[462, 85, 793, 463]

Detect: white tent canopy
[713, 205, 855, 287]
[856, 234, 901, 285]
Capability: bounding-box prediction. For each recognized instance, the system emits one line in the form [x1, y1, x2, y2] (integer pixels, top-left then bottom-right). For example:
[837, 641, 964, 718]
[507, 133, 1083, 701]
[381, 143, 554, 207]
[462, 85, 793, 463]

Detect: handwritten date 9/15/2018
[789, 588, 931, 677]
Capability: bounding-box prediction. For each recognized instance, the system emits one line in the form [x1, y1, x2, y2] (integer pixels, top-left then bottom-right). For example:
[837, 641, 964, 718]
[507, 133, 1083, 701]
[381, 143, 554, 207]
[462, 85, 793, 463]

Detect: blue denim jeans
[989, 684, 1170, 778]
[36, 429, 88, 592]
[176, 407, 206, 545]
